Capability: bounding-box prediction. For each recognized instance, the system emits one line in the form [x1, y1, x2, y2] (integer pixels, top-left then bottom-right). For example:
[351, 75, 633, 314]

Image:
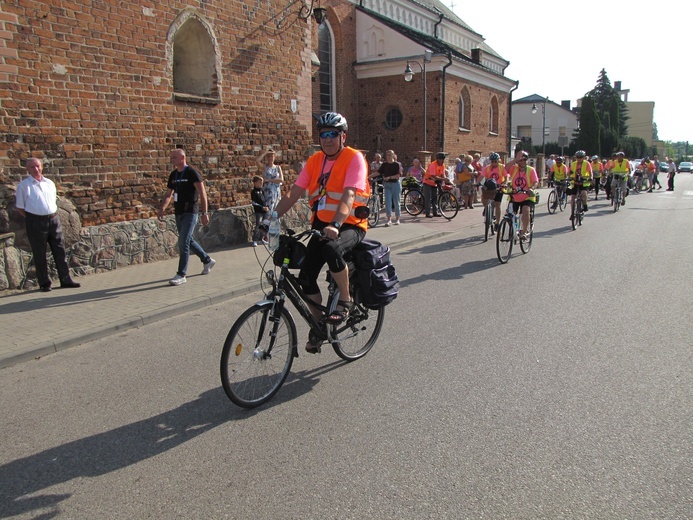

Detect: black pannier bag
[351, 238, 399, 309]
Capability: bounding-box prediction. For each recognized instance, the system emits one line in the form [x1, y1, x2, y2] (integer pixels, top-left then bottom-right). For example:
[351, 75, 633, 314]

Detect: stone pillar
[536, 153, 546, 186]
[418, 151, 432, 170]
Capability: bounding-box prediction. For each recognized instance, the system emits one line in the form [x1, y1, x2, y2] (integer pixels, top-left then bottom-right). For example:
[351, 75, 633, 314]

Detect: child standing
[251, 175, 269, 246]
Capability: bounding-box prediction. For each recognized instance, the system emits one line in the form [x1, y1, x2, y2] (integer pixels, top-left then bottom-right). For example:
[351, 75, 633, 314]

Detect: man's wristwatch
[331, 221, 341, 230]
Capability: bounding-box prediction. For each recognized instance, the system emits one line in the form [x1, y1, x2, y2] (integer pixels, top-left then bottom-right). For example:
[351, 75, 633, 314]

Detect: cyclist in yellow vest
[549, 156, 568, 209]
[568, 150, 593, 218]
[274, 112, 370, 351]
[590, 155, 604, 200]
[610, 151, 631, 206]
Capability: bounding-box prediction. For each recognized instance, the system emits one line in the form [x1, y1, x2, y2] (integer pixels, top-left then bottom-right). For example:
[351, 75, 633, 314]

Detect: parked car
[678, 161, 692, 173]
[659, 161, 669, 173]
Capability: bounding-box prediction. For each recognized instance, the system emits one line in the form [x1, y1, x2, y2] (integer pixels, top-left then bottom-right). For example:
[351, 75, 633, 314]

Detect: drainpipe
[440, 52, 453, 152]
[433, 11, 444, 38]
[508, 80, 519, 157]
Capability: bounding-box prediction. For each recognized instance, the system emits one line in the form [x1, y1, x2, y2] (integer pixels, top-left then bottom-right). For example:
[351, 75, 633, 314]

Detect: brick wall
[0, 1, 314, 227]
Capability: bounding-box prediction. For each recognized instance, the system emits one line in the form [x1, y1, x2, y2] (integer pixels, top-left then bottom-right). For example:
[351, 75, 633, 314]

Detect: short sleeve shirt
[167, 165, 203, 214]
[15, 175, 58, 215]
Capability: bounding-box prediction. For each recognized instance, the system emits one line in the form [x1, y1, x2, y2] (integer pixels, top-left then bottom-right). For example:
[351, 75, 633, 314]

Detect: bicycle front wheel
[484, 202, 492, 241]
[438, 192, 459, 220]
[404, 189, 424, 215]
[547, 190, 557, 214]
[330, 302, 384, 361]
[496, 218, 513, 264]
[368, 196, 380, 227]
[558, 192, 567, 212]
[220, 303, 296, 408]
[520, 222, 533, 254]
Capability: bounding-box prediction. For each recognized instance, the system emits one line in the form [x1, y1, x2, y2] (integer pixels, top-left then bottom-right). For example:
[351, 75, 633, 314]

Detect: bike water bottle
[268, 211, 280, 252]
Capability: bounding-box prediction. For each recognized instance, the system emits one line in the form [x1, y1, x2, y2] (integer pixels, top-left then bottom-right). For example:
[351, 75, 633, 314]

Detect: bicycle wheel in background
[547, 189, 557, 214]
[520, 214, 534, 254]
[438, 192, 459, 220]
[496, 218, 513, 264]
[330, 303, 384, 361]
[368, 196, 380, 227]
[559, 191, 567, 212]
[404, 189, 424, 215]
[613, 188, 620, 212]
[220, 303, 296, 409]
[484, 201, 493, 241]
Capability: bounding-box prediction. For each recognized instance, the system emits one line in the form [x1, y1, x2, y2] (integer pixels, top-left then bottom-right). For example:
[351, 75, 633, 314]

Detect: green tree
[575, 69, 630, 156]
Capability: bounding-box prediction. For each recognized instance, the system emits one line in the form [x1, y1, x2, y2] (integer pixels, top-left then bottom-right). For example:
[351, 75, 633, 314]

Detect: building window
[171, 14, 219, 102]
[318, 22, 334, 112]
[383, 108, 403, 130]
[489, 96, 499, 134]
[459, 87, 471, 130]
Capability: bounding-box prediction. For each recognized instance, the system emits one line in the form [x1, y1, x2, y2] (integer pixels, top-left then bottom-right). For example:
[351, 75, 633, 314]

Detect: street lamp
[531, 97, 548, 156]
[403, 50, 433, 151]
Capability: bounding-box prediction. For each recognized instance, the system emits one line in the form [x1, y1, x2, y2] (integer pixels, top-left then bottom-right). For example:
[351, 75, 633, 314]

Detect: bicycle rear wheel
[438, 192, 459, 220]
[330, 303, 384, 361]
[520, 214, 534, 254]
[368, 196, 380, 227]
[547, 190, 557, 214]
[496, 218, 513, 264]
[404, 189, 424, 215]
[220, 303, 296, 408]
[613, 188, 620, 212]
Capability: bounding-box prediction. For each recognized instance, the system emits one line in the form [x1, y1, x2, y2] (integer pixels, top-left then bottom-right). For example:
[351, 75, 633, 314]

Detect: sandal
[326, 299, 354, 324]
[305, 331, 322, 354]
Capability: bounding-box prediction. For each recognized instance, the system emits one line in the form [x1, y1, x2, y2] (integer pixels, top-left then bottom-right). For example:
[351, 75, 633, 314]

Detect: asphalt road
[1, 177, 691, 519]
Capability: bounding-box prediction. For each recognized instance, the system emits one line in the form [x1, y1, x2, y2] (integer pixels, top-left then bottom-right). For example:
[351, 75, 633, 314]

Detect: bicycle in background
[547, 180, 568, 214]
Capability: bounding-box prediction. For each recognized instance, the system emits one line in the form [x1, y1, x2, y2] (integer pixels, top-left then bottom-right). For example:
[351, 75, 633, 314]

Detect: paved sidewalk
[0, 205, 493, 368]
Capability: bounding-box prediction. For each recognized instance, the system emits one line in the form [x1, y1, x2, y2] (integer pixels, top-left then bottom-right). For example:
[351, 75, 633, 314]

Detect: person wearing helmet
[568, 150, 592, 218]
[548, 156, 568, 210]
[423, 152, 449, 217]
[590, 155, 604, 200]
[478, 152, 505, 228]
[274, 112, 370, 351]
[610, 151, 631, 206]
[504, 150, 539, 238]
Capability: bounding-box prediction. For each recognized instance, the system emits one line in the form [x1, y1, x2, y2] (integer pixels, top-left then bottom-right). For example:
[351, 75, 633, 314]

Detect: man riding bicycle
[568, 150, 593, 218]
[590, 155, 604, 200]
[274, 112, 370, 352]
[478, 152, 505, 229]
[503, 151, 538, 238]
[610, 151, 631, 206]
[549, 156, 568, 209]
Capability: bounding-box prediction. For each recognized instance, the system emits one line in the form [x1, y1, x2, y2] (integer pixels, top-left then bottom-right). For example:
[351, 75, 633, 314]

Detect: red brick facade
[0, 1, 314, 226]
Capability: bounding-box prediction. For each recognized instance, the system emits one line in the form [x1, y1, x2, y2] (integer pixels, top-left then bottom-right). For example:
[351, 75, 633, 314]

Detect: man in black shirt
[158, 149, 216, 286]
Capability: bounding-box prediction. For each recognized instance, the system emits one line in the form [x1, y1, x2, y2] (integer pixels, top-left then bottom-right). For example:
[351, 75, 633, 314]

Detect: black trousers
[25, 213, 70, 287]
[668, 173, 675, 190]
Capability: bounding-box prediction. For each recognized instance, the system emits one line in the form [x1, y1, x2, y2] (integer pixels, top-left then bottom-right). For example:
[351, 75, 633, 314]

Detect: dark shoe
[584, 204, 588, 212]
[40, 284, 52, 292]
[326, 300, 354, 324]
[621, 198, 626, 205]
[494, 223, 500, 232]
[60, 278, 81, 288]
[433, 213, 442, 217]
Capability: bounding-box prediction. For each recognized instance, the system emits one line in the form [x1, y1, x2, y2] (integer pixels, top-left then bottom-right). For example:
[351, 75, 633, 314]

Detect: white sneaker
[394, 219, 401, 225]
[385, 220, 392, 227]
[202, 258, 216, 275]
[252, 241, 258, 247]
[169, 274, 186, 286]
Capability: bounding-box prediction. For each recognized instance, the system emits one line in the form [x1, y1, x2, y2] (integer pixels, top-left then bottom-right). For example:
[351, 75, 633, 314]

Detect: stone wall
[0, 200, 311, 291]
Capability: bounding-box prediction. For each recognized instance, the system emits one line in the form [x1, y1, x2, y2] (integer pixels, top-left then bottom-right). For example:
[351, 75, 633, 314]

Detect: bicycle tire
[404, 189, 424, 216]
[547, 190, 557, 214]
[520, 224, 533, 254]
[484, 201, 493, 241]
[496, 218, 513, 264]
[558, 192, 567, 212]
[330, 302, 384, 361]
[220, 303, 296, 409]
[613, 188, 620, 212]
[368, 196, 380, 227]
[438, 192, 459, 220]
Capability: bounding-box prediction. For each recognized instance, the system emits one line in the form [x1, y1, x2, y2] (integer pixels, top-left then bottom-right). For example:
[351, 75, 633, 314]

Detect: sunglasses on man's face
[319, 130, 341, 139]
